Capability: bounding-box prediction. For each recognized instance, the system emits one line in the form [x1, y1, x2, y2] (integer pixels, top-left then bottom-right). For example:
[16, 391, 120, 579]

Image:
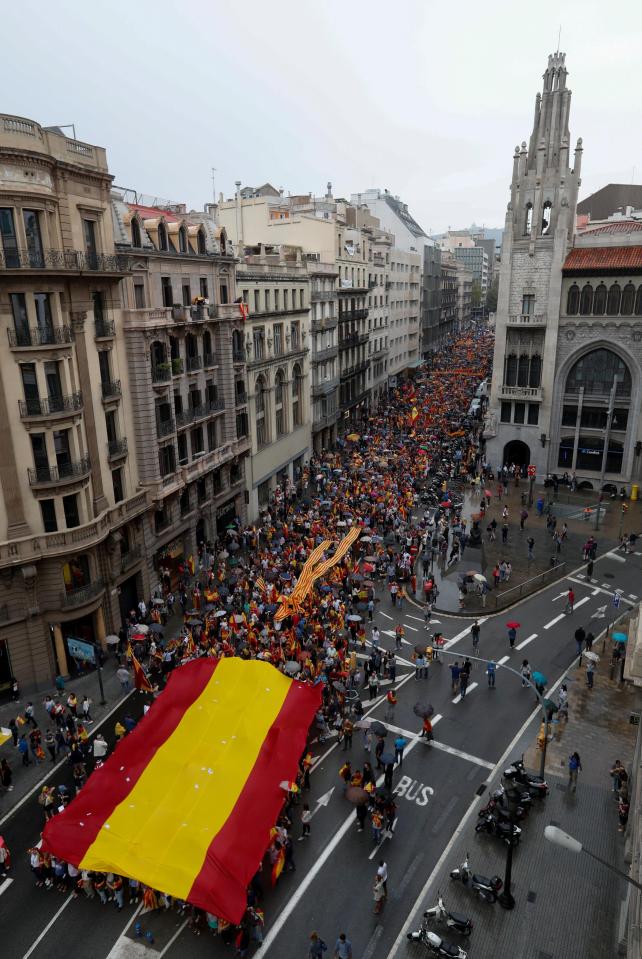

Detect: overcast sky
[3, 0, 641, 234]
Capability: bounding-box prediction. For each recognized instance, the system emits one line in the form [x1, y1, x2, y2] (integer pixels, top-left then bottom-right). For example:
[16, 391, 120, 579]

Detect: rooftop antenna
[211, 168, 217, 205]
[556, 25, 561, 54]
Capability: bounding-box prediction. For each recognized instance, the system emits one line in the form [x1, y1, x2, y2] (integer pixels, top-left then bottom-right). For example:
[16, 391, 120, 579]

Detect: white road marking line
[158, 919, 189, 957]
[629, 594, 638, 600]
[260, 738, 420, 955]
[543, 613, 566, 630]
[516, 633, 538, 650]
[443, 616, 488, 650]
[0, 877, 13, 896]
[573, 596, 590, 610]
[407, 615, 426, 623]
[601, 583, 610, 588]
[22, 893, 74, 958]
[385, 660, 574, 959]
[104, 903, 144, 958]
[452, 681, 478, 704]
[431, 714, 443, 725]
[403, 623, 419, 632]
[380, 611, 394, 620]
[575, 573, 585, 579]
[368, 816, 398, 860]
[635, 551, 642, 556]
[429, 740, 494, 770]
[592, 588, 601, 596]
[497, 655, 510, 665]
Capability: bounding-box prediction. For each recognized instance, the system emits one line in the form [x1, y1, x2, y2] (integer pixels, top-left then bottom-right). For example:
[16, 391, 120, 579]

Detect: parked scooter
[504, 758, 548, 798]
[475, 813, 521, 844]
[478, 785, 527, 821]
[406, 925, 468, 958]
[449, 853, 503, 903]
[419, 893, 473, 935]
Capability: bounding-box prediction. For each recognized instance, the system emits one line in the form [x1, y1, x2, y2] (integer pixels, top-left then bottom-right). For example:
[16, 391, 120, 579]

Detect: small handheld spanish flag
[128, 645, 154, 693]
[410, 406, 419, 423]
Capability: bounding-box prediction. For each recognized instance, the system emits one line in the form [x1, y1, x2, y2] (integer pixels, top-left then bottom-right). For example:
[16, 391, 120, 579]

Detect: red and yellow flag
[42, 658, 321, 923]
[410, 406, 419, 423]
[128, 645, 154, 693]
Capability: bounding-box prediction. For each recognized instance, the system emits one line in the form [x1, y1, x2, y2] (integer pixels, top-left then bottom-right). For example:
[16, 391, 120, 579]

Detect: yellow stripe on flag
[80, 658, 290, 896]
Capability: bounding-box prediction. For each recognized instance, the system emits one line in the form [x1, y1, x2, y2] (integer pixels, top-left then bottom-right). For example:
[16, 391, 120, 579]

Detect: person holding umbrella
[507, 621, 520, 650]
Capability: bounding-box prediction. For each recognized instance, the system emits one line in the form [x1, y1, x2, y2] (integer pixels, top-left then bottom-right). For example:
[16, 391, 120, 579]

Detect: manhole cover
[527, 890, 537, 903]
[604, 572, 615, 579]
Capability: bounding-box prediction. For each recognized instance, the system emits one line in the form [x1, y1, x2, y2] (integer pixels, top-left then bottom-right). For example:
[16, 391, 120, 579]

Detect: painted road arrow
[310, 787, 335, 818]
[591, 605, 607, 619]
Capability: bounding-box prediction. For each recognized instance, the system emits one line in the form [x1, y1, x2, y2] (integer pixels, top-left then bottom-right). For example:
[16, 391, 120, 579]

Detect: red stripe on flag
[187, 679, 322, 922]
[42, 659, 218, 866]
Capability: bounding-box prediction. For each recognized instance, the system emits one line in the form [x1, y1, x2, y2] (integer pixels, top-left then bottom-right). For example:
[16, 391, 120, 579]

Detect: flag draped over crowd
[42, 658, 321, 922]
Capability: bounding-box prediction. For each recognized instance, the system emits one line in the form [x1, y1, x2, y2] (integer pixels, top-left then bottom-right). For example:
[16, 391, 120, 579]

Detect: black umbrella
[332, 680, 346, 693]
[413, 703, 434, 719]
[370, 720, 387, 738]
[148, 623, 164, 634]
[380, 752, 395, 766]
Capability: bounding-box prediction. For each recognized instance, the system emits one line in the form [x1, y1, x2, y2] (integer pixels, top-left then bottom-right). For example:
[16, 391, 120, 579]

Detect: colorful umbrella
[345, 786, 369, 805]
[612, 632, 628, 644]
[532, 671, 547, 686]
[506, 621, 521, 629]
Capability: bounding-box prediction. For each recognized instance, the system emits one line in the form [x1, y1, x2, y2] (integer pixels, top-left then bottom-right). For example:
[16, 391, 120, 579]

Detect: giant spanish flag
[42, 658, 321, 922]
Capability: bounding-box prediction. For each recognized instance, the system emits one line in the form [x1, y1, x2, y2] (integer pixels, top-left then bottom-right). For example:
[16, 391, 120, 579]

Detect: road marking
[497, 655, 510, 665]
[575, 573, 585, 579]
[629, 594, 638, 600]
[592, 588, 601, 596]
[516, 632, 537, 650]
[573, 596, 590, 610]
[368, 816, 397, 860]
[431, 714, 443, 725]
[551, 591, 568, 602]
[443, 616, 488, 650]
[22, 893, 74, 958]
[362, 924, 384, 959]
[380, 611, 394, 620]
[158, 919, 189, 957]
[104, 903, 144, 958]
[543, 613, 565, 630]
[403, 623, 419, 632]
[568, 576, 636, 605]
[606, 551, 626, 564]
[452, 681, 478, 704]
[259, 738, 420, 955]
[429, 740, 494, 770]
[0, 877, 13, 896]
[384, 660, 574, 959]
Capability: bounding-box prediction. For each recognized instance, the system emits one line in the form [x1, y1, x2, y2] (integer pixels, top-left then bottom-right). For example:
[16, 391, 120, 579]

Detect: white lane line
[516, 633, 538, 650]
[497, 655, 510, 665]
[403, 623, 419, 632]
[629, 594, 638, 600]
[452, 682, 478, 704]
[573, 596, 590, 610]
[443, 618, 488, 650]
[429, 740, 494, 770]
[0, 877, 13, 896]
[543, 613, 566, 630]
[431, 714, 443, 725]
[368, 816, 398, 860]
[385, 660, 574, 959]
[407, 615, 425, 623]
[592, 588, 601, 596]
[260, 737, 420, 955]
[22, 893, 74, 958]
[380, 611, 394, 620]
[104, 903, 144, 958]
[158, 919, 189, 957]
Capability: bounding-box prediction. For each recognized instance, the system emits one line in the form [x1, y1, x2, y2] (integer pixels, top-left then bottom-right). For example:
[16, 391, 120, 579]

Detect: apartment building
[387, 247, 422, 378]
[236, 245, 311, 519]
[111, 193, 249, 580]
[0, 115, 144, 691]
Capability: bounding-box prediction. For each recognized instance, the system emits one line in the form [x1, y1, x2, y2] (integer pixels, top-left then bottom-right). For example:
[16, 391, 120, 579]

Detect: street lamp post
[432, 647, 552, 909]
[594, 377, 621, 531]
[544, 825, 642, 892]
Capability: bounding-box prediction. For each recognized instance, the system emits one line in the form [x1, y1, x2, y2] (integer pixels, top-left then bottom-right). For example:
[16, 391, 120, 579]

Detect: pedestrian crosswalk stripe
[452, 682, 478, 704]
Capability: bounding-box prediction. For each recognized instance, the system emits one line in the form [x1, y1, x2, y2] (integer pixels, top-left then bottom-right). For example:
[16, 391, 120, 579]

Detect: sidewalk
[400, 623, 642, 958]
[426, 481, 637, 614]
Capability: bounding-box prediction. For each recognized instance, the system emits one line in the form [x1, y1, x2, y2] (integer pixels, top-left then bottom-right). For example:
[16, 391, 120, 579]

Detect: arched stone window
[504, 354, 517, 386]
[131, 217, 142, 248]
[292, 363, 302, 427]
[565, 348, 632, 396]
[232, 328, 244, 359]
[529, 354, 542, 388]
[566, 284, 580, 315]
[579, 283, 593, 316]
[621, 283, 635, 316]
[255, 375, 268, 447]
[524, 203, 533, 236]
[607, 282, 621, 316]
[592, 283, 607, 316]
[541, 201, 552, 235]
[517, 354, 530, 387]
[157, 221, 169, 252]
[178, 225, 188, 254]
[197, 228, 206, 255]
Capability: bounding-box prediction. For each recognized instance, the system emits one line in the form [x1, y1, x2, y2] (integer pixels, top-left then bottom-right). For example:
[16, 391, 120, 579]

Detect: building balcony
[203, 352, 217, 368]
[340, 359, 369, 381]
[340, 331, 369, 348]
[311, 315, 338, 334]
[101, 380, 122, 401]
[507, 314, 546, 327]
[8, 325, 72, 349]
[208, 398, 226, 414]
[176, 406, 206, 429]
[233, 348, 246, 364]
[499, 385, 543, 401]
[186, 354, 203, 372]
[314, 344, 339, 363]
[120, 546, 142, 573]
[343, 389, 370, 410]
[19, 392, 83, 420]
[338, 284, 368, 295]
[313, 408, 339, 430]
[107, 437, 128, 461]
[28, 456, 91, 488]
[311, 290, 336, 302]
[312, 378, 339, 397]
[156, 417, 176, 438]
[171, 305, 189, 322]
[152, 364, 172, 384]
[370, 346, 387, 360]
[190, 305, 208, 322]
[123, 308, 173, 331]
[0, 248, 129, 274]
[339, 308, 369, 322]
[61, 579, 105, 609]
[94, 318, 115, 338]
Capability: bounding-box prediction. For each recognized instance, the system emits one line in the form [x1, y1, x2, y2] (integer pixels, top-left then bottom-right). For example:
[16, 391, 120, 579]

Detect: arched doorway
[503, 439, 530, 468]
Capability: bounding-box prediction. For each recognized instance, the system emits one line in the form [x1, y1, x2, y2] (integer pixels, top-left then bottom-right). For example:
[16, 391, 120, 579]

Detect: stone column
[52, 623, 68, 677]
[94, 604, 107, 652]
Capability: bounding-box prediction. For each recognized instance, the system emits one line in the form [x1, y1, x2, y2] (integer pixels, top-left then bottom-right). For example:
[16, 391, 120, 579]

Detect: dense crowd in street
[2, 327, 494, 954]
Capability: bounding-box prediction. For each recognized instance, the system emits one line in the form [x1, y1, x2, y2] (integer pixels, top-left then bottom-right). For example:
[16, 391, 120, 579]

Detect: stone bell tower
[485, 52, 583, 476]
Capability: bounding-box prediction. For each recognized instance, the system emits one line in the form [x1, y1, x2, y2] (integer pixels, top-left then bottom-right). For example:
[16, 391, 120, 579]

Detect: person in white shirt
[93, 734, 108, 760]
[377, 860, 388, 896]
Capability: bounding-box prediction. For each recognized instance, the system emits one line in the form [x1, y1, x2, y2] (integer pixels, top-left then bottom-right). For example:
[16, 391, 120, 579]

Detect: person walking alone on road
[471, 620, 481, 650]
[558, 683, 569, 720]
[575, 625, 586, 660]
[565, 588, 575, 614]
[586, 658, 595, 689]
[507, 625, 517, 649]
[487, 660, 496, 687]
[568, 752, 582, 791]
[521, 659, 532, 687]
[394, 735, 407, 766]
[300, 804, 311, 840]
[342, 717, 353, 751]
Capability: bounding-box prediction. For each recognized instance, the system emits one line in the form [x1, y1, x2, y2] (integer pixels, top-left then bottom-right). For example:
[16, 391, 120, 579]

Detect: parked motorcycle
[504, 758, 548, 798]
[449, 853, 503, 903]
[478, 785, 527, 821]
[475, 813, 521, 844]
[419, 893, 473, 935]
[407, 926, 468, 958]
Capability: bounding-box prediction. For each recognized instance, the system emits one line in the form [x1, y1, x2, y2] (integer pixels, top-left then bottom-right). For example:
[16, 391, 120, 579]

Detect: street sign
[528, 464, 536, 478]
[67, 636, 96, 663]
